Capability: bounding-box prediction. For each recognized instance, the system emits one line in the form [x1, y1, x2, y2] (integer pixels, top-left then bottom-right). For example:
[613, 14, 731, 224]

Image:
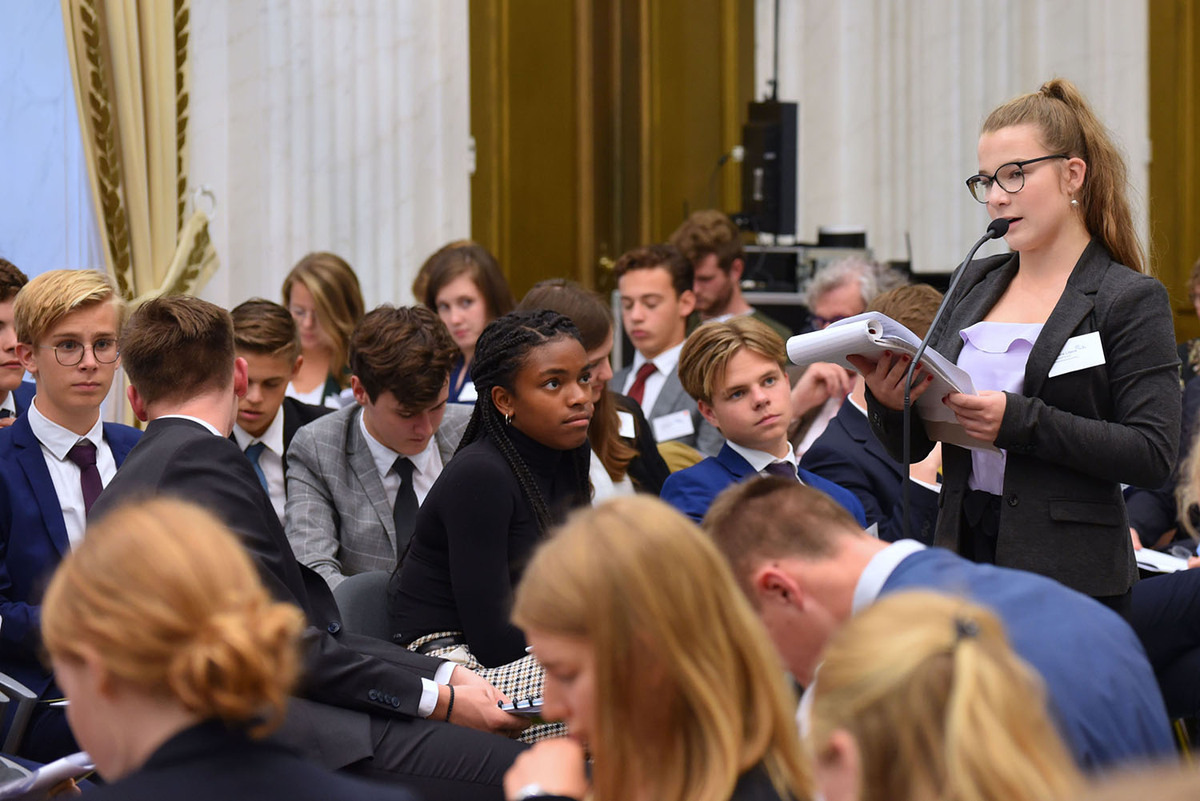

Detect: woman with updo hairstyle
[420, 241, 516, 403]
[389, 309, 593, 741]
[41, 498, 408, 801]
[504, 495, 809, 801]
[518, 278, 669, 497]
[282, 251, 365, 408]
[809, 591, 1081, 801]
[857, 78, 1179, 611]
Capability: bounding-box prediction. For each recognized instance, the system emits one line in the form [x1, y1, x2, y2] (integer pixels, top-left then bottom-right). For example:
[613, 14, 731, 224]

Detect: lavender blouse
[956, 321, 1044, 495]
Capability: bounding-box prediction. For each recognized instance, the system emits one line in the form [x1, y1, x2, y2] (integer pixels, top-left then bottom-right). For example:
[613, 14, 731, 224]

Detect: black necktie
[392, 457, 418, 552]
[764, 461, 800, 482]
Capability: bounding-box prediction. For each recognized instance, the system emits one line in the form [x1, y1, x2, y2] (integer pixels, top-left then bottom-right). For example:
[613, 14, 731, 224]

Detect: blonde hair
[42, 498, 306, 736]
[811, 591, 1082, 801]
[982, 78, 1144, 274]
[1177, 428, 1200, 539]
[513, 496, 811, 801]
[281, 252, 365, 388]
[13, 269, 124, 346]
[678, 316, 786, 405]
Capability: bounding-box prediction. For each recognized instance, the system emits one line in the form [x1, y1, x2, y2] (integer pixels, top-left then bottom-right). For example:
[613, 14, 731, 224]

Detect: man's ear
[697, 398, 721, 430]
[677, 288, 697, 318]
[15, 342, 36, 377]
[751, 563, 804, 609]
[290, 354, 304, 381]
[729, 258, 745, 282]
[350, 375, 369, 407]
[127, 385, 148, 422]
[233, 356, 249, 399]
[491, 385, 514, 419]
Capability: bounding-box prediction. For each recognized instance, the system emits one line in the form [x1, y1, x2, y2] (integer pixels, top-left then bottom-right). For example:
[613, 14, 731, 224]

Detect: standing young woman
[856, 79, 1180, 612]
[518, 279, 670, 497]
[281, 252, 365, 408]
[810, 591, 1081, 801]
[387, 310, 593, 736]
[421, 242, 516, 404]
[504, 496, 809, 801]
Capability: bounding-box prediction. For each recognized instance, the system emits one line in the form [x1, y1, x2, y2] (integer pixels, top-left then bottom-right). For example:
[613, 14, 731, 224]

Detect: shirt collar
[0, 391, 15, 416]
[232, 406, 285, 457]
[852, 539, 927, 614]
[158, 414, 224, 437]
[631, 340, 684, 376]
[27, 398, 104, 460]
[727, 439, 797, 474]
[358, 407, 439, 480]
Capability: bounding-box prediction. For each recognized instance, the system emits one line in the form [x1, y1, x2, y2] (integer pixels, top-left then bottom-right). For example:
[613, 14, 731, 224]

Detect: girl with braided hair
[388, 309, 593, 736]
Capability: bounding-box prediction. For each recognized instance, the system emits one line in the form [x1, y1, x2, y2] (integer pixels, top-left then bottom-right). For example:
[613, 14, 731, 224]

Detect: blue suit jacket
[11, 382, 34, 416]
[0, 413, 141, 693]
[661, 442, 867, 526]
[883, 547, 1174, 769]
[800, 401, 939, 544]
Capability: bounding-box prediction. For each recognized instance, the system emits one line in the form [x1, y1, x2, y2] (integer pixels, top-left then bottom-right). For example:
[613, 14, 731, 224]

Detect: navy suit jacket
[800, 401, 939, 544]
[882, 547, 1174, 769]
[0, 413, 141, 693]
[11, 382, 34, 416]
[661, 442, 867, 526]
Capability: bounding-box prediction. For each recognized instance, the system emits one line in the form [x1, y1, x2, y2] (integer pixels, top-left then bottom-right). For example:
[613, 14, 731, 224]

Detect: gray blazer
[610, 366, 724, 457]
[285, 403, 471, 589]
[868, 241, 1180, 596]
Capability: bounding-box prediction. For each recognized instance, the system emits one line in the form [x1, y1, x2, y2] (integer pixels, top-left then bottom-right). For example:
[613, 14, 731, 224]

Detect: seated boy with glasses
[0, 269, 141, 763]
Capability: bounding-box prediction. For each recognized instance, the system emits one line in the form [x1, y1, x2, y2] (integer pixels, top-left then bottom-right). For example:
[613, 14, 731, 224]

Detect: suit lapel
[102, 423, 138, 465]
[651, 372, 685, 419]
[938, 257, 1019, 363]
[1022, 242, 1107, 398]
[839, 403, 904, 480]
[715, 443, 755, 480]
[12, 418, 70, 557]
[346, 410, 396, 552]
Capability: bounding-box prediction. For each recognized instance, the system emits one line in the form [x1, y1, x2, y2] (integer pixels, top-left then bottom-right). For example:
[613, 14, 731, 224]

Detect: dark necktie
[0, 410, 11, 420]
[392, 457, 418, 552]
[244, 442, 269, 493]
[66, 440, 102, 514]
[764, 461, 800, 482]
[627, 362, 658, 407]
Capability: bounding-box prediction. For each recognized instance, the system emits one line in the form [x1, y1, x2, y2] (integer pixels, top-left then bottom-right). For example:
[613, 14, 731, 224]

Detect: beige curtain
[60, 0, 218, 302]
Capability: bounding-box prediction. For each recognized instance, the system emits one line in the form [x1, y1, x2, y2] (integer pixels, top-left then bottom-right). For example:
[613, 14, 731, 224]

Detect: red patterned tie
[627, 362, 658, 407]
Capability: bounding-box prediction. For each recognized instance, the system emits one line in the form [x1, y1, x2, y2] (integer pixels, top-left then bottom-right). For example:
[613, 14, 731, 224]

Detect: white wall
[190, 0, 473, 310]
[755, 0, 1148, 273]
[0, 3, 101, 276]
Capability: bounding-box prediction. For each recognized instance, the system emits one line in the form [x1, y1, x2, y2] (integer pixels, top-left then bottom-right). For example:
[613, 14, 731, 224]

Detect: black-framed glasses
[41, 339, 120, 366]
[965, 154, 1069, 204]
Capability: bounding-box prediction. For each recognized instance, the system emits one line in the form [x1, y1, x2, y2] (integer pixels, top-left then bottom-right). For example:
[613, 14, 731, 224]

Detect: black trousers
[1129, 569, 1200, 720]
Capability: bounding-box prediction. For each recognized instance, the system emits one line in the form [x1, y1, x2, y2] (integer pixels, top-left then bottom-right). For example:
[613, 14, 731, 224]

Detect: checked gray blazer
[284, 403, 471, 590]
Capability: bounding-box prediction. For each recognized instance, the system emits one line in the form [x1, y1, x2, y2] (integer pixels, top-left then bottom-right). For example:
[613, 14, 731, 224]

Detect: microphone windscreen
[986, 218, 1010, 238]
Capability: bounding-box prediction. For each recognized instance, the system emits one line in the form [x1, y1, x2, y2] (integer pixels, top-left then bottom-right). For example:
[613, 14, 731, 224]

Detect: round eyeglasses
[965, 154, 1069, 204]
[41, 339, 120, 366]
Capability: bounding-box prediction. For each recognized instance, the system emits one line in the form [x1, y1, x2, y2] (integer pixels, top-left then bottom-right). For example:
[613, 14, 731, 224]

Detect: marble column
[754, 0, 1148, 273]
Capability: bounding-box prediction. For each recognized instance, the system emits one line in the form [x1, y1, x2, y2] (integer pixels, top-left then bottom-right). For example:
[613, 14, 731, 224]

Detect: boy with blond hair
[660, 315, 864, 525]
[0, 268, 141, 761]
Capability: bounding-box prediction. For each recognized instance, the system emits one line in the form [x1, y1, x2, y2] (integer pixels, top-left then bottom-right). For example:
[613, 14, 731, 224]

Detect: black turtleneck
[388, 428, 589, 667]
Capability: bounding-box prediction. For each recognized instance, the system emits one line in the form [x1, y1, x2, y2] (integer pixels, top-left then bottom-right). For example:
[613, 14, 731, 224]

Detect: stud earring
[1070, 198, 1079, 208]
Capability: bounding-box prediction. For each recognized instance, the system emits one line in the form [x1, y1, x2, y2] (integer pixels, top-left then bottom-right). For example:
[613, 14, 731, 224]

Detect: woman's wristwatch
[511, 784, 579, 801]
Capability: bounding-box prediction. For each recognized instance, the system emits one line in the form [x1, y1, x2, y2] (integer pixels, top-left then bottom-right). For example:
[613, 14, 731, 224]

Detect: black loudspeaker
[741, 101, 798, 236]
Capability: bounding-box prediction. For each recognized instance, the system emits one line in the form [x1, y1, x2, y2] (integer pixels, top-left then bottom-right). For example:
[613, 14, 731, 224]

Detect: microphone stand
[900, 218, 1009, 541]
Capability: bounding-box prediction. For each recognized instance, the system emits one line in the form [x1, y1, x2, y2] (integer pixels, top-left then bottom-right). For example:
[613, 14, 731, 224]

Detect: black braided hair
[461, 308, 593, 533]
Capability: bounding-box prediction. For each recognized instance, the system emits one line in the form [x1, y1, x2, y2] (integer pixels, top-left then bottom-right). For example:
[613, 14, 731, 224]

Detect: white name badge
[1047, 331, 1105, 378]
[652, 409, 695, 442]
[458, 380, 479, 402]
[617, 410, 637, 439]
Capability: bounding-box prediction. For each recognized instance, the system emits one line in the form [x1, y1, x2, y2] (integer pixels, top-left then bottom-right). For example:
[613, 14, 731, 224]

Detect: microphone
[899, 218, 1009, 541]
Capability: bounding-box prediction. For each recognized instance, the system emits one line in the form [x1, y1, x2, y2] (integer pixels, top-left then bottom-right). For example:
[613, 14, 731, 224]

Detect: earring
[1070, 198, 1079, 208]
[504, 412, 512, 425]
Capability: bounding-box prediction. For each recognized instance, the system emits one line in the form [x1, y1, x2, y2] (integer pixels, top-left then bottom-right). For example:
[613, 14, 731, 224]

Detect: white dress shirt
[27, 400, 117, 548]
[357, 413, 443, 507]
[622, 341, 684, 414]
[233, 410, 287, 526]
